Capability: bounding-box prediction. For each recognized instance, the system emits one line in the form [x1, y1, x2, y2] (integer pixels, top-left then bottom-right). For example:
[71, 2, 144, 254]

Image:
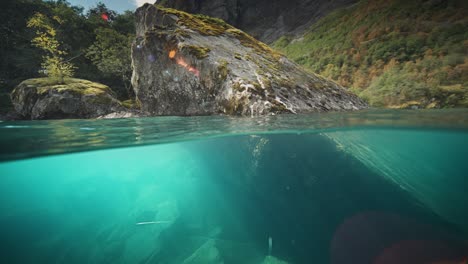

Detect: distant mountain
[158, 0, 357, 43]
[273, 0, 468, 108]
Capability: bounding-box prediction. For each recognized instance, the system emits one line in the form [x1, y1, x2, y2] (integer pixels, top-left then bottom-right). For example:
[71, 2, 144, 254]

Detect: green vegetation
[20, 78, 113, 96]
[156, 5, 282, 62]
[274, 0, 468, 108]
[0, 0, 136, 114]
[181, 45, 211, 59]
[86, 27, 134, 97]
[121, 99, 140, 109]
[27, 12, 75, 83]
[217, 60, 229, 81]
[226, 28, 283, 61]
[156, 6, 230, 36]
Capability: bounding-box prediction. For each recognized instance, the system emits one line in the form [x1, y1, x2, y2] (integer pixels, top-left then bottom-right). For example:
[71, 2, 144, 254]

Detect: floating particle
[147, 54, 156, 62]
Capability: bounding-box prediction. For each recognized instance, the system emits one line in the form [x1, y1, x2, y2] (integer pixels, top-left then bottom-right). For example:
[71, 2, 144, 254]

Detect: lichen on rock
[132, 4, 367, 116]
[11, 78, 124, 120]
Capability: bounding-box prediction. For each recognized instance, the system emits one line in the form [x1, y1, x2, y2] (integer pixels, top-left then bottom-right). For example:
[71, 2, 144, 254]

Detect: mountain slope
[158, 0, 357, 43]
[131, 4, 367, 116]
[273, 0, 468, 108]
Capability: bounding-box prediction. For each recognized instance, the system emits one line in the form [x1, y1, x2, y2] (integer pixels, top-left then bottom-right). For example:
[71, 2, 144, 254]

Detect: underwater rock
[261, 256, 289, 264]
[132, 4, 367, 116]
[11, 78, 124, 120]
[182, 239, 223, 264]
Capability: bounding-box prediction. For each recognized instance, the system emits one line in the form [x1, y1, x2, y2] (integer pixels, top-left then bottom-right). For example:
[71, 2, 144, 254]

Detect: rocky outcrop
[97, 111, 143, 119]
[11, 78, 125, 120]
[158, 0, 357, 43]
[131, 4, 367, 116]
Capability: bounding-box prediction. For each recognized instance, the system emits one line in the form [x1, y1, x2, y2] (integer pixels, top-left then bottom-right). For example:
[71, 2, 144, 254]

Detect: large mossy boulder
[11, 78, 124, 120]
[132, 4, 367, 116]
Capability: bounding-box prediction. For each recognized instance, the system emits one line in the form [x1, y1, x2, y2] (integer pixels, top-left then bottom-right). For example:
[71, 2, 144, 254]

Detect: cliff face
[158, 0, 357, 43]
[131, 4, 367, 116]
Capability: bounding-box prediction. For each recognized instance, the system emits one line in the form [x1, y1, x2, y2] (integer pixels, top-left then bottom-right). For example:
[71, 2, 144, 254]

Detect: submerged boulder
[132, 4, 367, 116]
[11, 78, 124, 120]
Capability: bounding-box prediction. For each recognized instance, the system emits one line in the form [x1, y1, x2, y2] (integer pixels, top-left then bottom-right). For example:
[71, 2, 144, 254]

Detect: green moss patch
[121, 99, 141, 109]
[22, 78, 113, 96]
[225, 28, 282, 61]
[181, 45, 211, 59]
[156, 6, 230, 36]
[217, 60, 229, 81]
[155, 5, 283, 62]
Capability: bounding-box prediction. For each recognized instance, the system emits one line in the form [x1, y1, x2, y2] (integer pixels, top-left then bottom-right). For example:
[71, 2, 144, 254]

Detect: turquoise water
[0, 110, 467, 264]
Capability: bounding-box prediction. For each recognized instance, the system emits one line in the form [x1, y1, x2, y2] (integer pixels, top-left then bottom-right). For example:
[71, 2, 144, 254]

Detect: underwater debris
[135, 221, 171, 225]
[268, 236, 273, 255]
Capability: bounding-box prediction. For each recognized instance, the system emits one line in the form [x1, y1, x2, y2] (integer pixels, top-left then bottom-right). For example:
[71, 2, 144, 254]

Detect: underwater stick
[268, 236, 273, 255]
[136, 221, 171, 225]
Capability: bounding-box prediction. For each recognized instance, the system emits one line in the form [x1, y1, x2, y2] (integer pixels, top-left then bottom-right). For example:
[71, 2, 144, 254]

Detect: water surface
[0, 110, 467, 264]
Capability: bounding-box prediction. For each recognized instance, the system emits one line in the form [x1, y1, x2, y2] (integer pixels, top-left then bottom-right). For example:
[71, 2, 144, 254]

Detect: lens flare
[176, 58, 200, 77]
[168, 50, 176, 59]
[168, 50, 199, 77]
[147, 54, 156, 62]
[101, 13, 109, 22]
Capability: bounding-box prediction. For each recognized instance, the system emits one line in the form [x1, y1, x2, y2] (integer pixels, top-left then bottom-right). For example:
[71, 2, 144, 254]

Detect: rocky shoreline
[131, 4, 367, 117]
[4, 4, 367, 121]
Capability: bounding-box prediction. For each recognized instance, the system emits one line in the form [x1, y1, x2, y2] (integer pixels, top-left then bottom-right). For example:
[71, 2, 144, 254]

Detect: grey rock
[132, 5, 367, 117]
[159, 0, 358, 43]
[11, 78, 124, 120]
[97, 111, 143, 119]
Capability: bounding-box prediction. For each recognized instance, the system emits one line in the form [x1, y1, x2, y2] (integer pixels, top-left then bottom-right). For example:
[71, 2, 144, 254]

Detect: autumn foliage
[274, 0, 468, 108]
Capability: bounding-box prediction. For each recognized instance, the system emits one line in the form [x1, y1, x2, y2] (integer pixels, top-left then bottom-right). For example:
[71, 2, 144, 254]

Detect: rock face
[158, 0, 357, 43]
[11, 78, 124, 120]
[131, 4, 367, 116]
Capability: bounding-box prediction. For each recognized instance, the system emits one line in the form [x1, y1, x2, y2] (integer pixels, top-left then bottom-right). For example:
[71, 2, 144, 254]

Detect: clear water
[0, 110, 467, 264]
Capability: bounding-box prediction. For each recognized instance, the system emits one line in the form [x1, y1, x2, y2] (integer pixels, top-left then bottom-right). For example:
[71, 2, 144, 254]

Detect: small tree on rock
[27, 12, 75, 83]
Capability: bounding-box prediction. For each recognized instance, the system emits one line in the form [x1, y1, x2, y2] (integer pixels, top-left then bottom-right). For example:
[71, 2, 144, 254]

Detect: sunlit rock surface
[132, 4, 367, 116]
[11, 78, 124, 120]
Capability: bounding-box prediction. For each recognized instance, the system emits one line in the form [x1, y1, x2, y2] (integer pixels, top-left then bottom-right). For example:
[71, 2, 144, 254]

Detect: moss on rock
[217, 60, 229, 81]
[181, 45, 211, 59]
[155, 5, 282, 61]
[156, 6, 230, 36]
[11, 78, 123, 119]
[22, 78, 113, 96]
[132, 4, 367, 116]
[225, 28, 282, 61]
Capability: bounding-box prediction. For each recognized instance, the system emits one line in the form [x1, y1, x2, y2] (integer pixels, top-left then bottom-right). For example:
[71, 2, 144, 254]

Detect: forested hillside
[274, 0, 468, 108]
[0, 0, 135, 114]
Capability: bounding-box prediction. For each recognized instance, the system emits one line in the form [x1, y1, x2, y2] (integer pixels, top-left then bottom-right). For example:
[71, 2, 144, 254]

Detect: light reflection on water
[0, 110, 467, 263]
[1, 109, 467, 161]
